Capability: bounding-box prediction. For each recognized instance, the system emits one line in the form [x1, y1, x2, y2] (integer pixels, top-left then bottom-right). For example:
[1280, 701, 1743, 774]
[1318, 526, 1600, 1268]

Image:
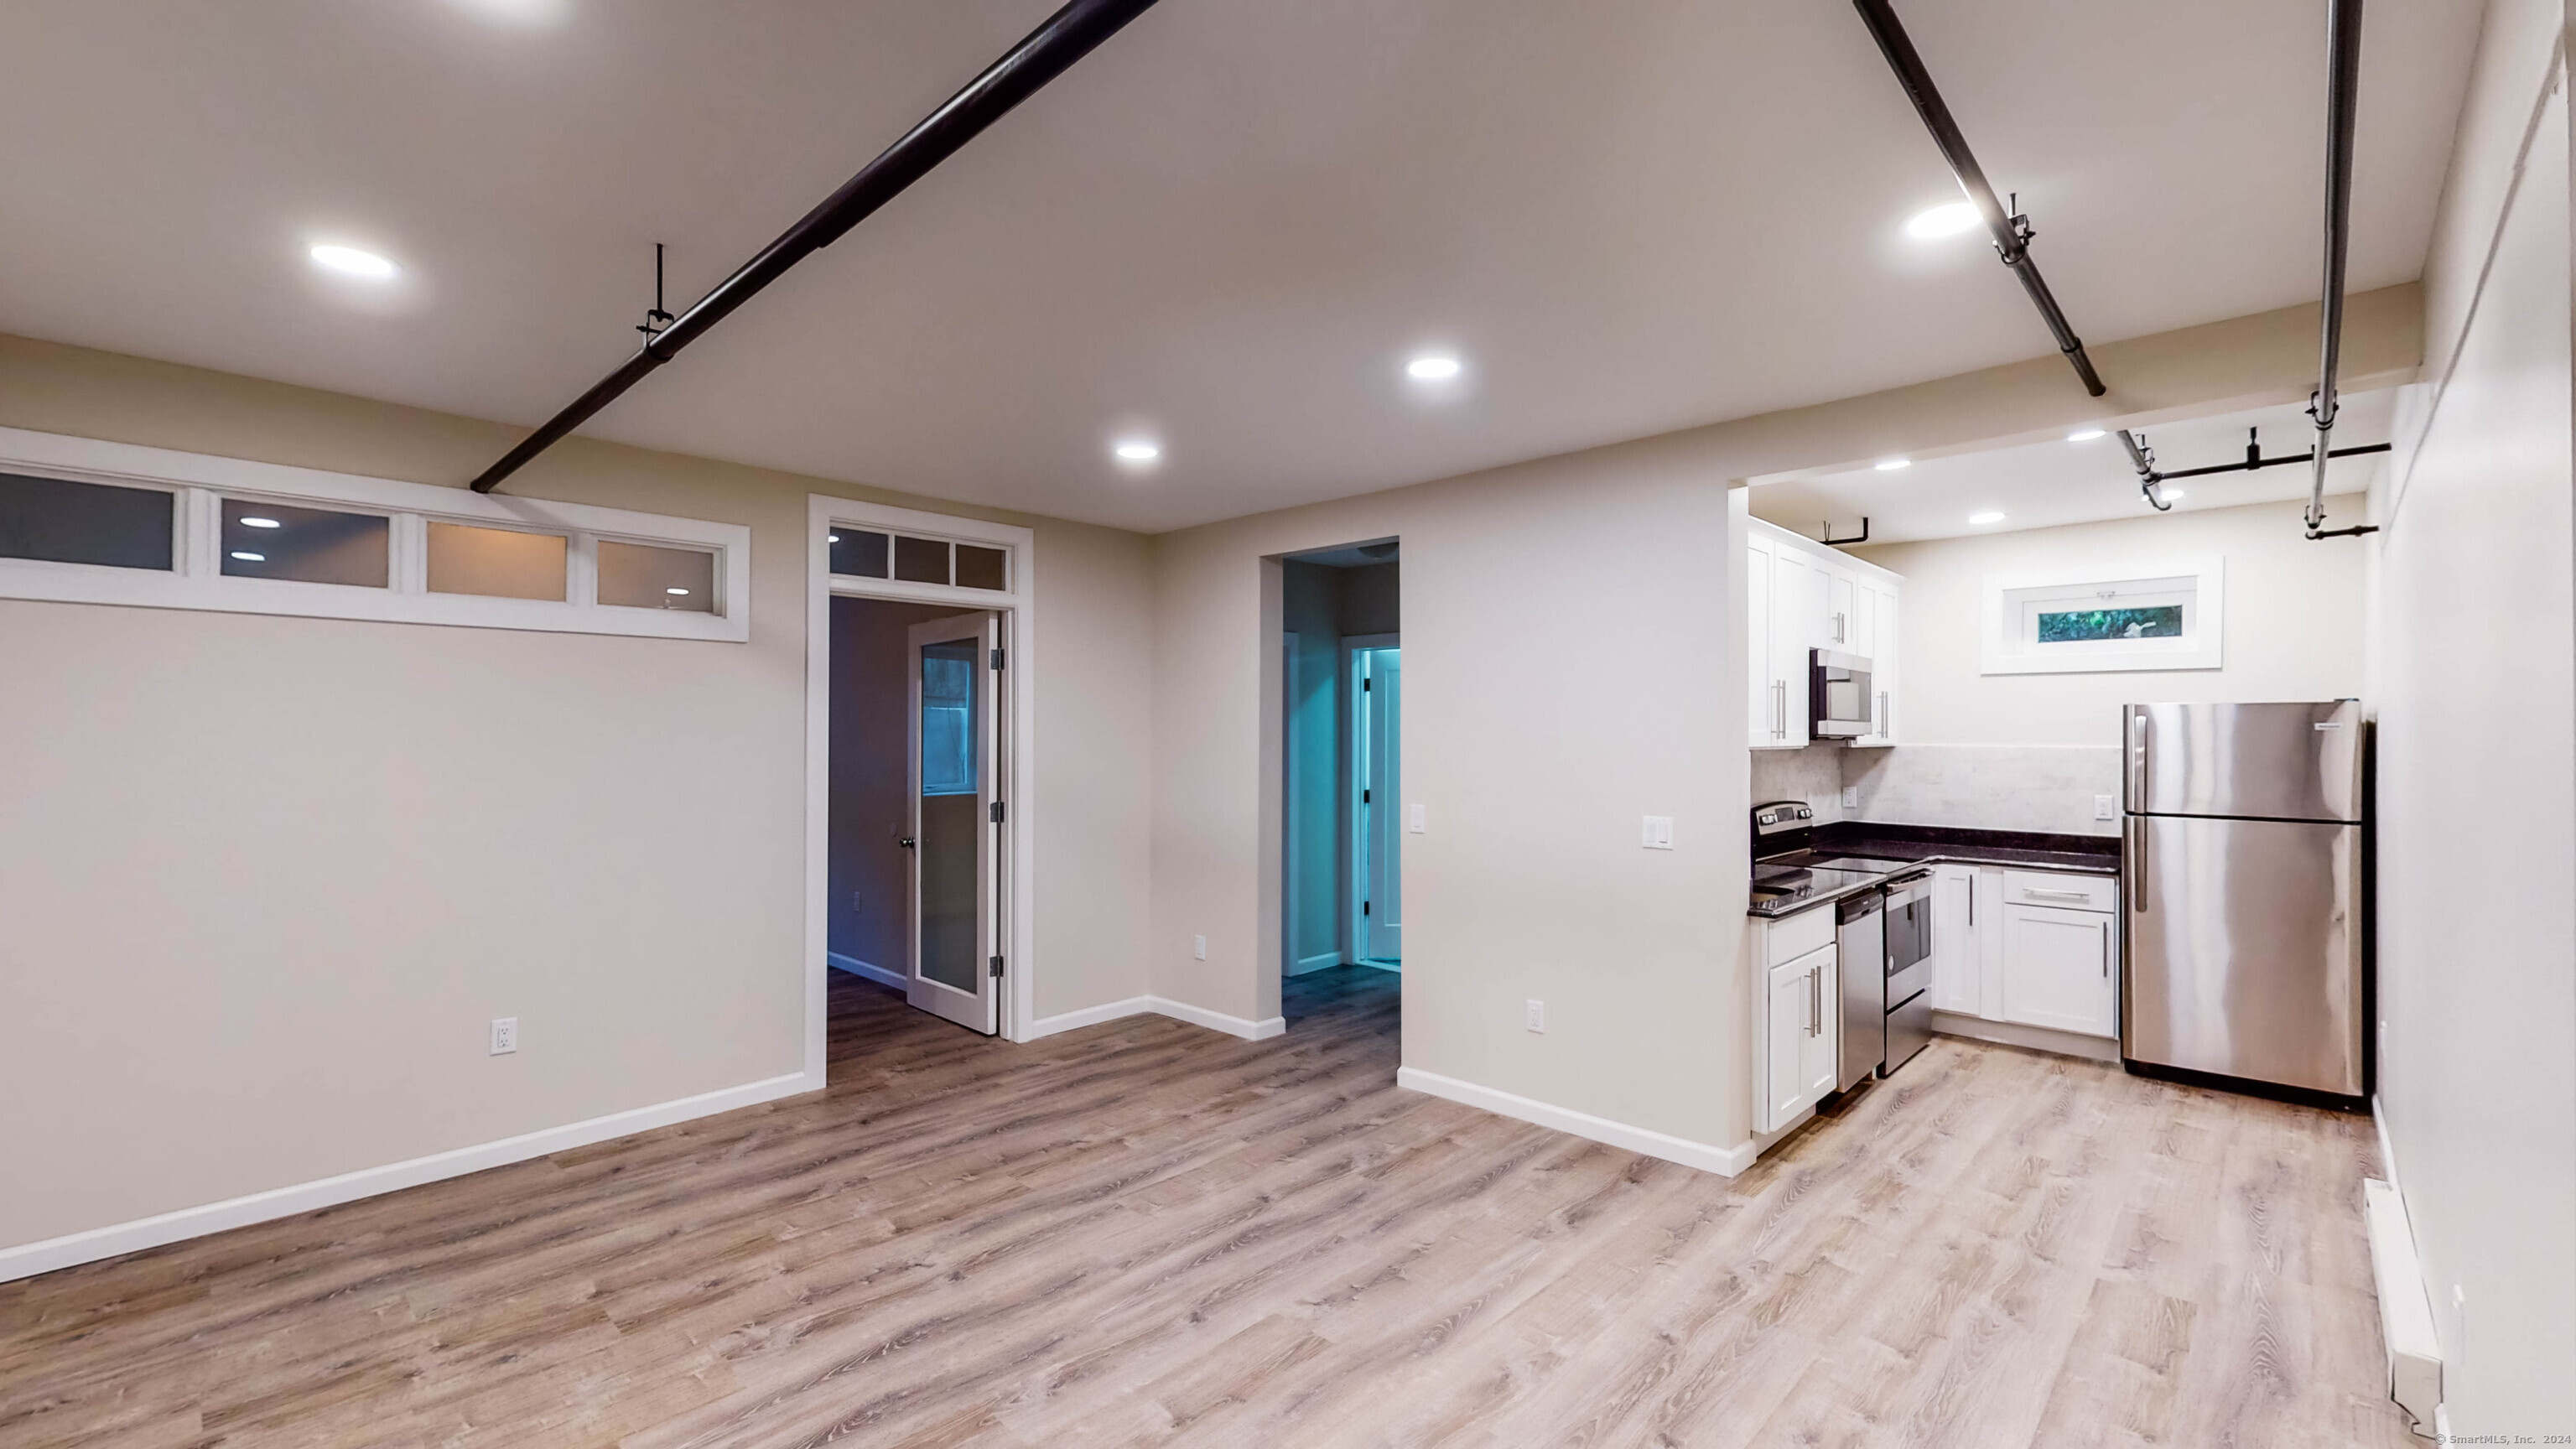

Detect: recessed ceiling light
[2066, 428, 2107, 442]
[665, 587, 690, 596]
[828, 533, 841, 543]
[1903, 200, 1981, 240]
[309, 244, 398, 279]
[2161, 489, 2185, 501]
[1967, 511, 2007, 525]
[239, 516, 283, 528]
[1405, 355, 1462, 382]
[230, 550, 267, 562]
[1875, 458, 1912, 471]
[1113, 439, 1162, 464]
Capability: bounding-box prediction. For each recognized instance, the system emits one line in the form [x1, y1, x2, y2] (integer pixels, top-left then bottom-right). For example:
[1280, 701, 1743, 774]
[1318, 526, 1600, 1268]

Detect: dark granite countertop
[1812, 822, 2120, 875]
[1750, 822, 2119, 919]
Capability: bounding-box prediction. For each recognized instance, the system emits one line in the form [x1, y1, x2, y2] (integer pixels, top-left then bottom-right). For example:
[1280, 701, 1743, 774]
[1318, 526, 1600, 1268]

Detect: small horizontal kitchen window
[0, 427, 750, 641]
[1981, 557, 2223, 675]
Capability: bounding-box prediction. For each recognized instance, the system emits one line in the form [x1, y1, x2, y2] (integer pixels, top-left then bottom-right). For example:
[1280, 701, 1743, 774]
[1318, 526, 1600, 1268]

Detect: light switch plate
[1642, 816, 1675, 849]
[1408, 803, 1426, 834]
[1841, 786, 1859, 808]
[1192, 934, 1208, 961]
[1525, 999, 1545, 1032]
[2094, 793, 2116, 821]
[490, 1017, 518, 1056]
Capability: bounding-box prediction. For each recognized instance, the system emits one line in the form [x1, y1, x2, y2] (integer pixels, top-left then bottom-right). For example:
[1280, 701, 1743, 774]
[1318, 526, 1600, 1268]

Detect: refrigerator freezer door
[2122, 813, 2364, 1095]
[2124, 700, 2363, 822]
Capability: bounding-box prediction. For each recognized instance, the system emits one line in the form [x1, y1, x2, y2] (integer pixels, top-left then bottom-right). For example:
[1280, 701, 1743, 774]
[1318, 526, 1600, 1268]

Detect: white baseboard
[1148, 996, 1287, 1041]
[827, 951, 906, 989]
[2363, 1176, 2443, 1433]
[0, 1071, 818, 1285]
[1929, 1010, 2122, 1063]
[1287, 950, 1346, 976]
[1021, 995, 1156, 1040]
[1018, 995, 1285, 1042]
[1396, 1066, 1753, 1177]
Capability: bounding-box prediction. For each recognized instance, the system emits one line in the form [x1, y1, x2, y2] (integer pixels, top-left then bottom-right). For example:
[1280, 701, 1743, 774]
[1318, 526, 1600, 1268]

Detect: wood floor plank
[0, 969, 2416, 1448]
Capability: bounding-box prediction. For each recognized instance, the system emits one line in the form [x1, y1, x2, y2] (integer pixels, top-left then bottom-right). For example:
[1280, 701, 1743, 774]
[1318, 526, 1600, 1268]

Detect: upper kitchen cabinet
[1747, 517, 1901, 750]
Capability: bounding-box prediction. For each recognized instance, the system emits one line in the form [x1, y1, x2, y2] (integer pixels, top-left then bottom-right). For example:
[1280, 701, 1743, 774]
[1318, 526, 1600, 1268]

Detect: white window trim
[1981, 555, 2223, 675]
[803, 493, 1038, 1057]
[0, 426, 750, 641]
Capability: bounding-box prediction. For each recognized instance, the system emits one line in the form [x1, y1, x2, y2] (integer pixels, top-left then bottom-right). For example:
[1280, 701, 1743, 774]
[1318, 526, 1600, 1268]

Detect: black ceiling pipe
[1852, 0, 2106, 397]
[470, 0, 1165, 494]
[2304, 0, 2375, 538]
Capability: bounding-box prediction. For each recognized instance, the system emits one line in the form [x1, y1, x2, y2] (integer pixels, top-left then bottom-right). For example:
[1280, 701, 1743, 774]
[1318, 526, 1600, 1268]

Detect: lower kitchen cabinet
[1760, 942, 1839, 1132]
[1999, 902, 2119, 1037]
[1930, 864, 1996, 1014]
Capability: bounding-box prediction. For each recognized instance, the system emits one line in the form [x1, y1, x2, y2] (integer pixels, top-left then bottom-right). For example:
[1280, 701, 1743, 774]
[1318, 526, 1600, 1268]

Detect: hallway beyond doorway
[1281, 543, 1400, 987]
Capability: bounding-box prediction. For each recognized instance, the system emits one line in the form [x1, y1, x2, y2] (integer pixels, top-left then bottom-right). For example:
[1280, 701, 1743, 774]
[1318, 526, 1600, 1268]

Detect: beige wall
[0, 334, 1152, 1257]
[1854, 498, 2369, 748]
[1146, 287, 2422, 1155]
[2366, 0, 2576, 1431]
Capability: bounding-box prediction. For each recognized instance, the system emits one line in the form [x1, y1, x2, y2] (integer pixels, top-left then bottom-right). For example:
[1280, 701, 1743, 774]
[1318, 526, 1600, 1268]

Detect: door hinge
[1363, 901, 1372, 916]
[1363, 677, 1372, 691]
[1362, 787, 1370, 803]
[990, 801, 1006, 823]
[991, 647, 1005, 671]
[989, 955, 1005, 979]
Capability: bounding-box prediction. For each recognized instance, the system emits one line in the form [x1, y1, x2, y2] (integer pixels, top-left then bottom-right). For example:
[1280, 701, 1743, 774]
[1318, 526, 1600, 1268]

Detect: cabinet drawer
[1763, 904, 1836, 966]
[2002, 870, 2116, 913]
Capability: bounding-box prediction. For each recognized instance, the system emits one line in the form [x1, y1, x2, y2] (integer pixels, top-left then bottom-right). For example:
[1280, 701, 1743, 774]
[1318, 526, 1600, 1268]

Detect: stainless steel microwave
[1810, 649, 1874, 739]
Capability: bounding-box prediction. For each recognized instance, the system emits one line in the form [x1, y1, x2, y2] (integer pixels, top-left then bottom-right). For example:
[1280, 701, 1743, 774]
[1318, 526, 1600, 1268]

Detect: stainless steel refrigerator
[2121, 700, 2366, 1098]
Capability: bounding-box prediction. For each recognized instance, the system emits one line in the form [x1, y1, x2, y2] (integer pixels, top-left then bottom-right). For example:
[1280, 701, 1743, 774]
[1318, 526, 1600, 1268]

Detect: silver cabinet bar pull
[2024, 887, 2092, 902]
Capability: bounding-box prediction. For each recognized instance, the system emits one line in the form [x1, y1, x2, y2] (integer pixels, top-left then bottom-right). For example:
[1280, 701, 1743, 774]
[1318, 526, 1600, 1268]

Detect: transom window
[0, 429, 749, 641]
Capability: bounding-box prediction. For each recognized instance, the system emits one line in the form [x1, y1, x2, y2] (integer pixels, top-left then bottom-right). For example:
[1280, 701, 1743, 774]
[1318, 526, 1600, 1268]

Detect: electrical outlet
[2094, 793, 2116, 821]
[1642, 815, 1675, 849]
[1192, 934, 1208, 961]
[1408, 802, 1426, 834]
[1525, 999, 1545, 1033]
[1841, 785, 1859, 809]
[490, 1017, 518, 1056]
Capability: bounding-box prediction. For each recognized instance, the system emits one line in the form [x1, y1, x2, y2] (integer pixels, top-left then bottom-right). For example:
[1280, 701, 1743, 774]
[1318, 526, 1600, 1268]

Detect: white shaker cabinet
[1762, 943, 1840, 1131]
[1746, 517, 1901, 750]
[1999, 902, 2119, 1038]
[1931, 864, 1988, 1012]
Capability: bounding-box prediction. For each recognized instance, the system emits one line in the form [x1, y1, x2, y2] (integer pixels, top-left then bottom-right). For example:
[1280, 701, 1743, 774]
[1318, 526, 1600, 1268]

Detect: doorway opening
[1280, 539, 1400, 1026]
[828, 595, 1008, 1035]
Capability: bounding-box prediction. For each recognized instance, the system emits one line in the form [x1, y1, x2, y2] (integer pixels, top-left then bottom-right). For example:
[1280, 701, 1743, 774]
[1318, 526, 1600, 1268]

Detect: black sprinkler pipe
[1852, 0, 2106, 397]
[470, 0, 1165, 494]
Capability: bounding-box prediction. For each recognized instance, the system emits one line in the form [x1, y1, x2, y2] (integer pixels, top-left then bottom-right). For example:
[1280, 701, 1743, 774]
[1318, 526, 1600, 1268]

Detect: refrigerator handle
[2124, 815, 2146, 913]
[2127, 708, 2151, 809]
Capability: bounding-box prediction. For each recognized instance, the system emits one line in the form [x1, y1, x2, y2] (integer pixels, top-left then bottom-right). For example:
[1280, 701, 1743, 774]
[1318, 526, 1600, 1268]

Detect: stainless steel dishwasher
[1834, 889, 1884, 1091]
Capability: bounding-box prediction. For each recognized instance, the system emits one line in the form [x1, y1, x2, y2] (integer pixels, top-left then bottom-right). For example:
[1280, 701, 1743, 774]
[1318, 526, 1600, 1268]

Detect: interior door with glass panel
[906, 611, 1002, 1034]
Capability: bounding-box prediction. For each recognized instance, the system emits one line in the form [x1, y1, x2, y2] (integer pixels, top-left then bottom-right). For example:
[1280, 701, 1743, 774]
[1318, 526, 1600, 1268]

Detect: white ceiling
[0, 2, 2478, 532]
[1749, 388, 2397, 544]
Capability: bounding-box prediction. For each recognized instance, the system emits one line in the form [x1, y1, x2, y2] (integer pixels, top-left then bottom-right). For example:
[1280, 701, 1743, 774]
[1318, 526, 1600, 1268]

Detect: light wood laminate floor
[2, 967, 2414, 1447]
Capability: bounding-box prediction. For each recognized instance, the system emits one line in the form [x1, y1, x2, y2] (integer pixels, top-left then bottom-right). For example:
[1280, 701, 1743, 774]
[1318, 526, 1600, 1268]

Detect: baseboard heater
[2361, 1177, 2442, 1435]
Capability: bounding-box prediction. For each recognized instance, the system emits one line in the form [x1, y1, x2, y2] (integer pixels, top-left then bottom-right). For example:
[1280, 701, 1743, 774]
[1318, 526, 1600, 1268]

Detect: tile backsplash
[1756, 743, 2123, 839]
[1750, 746, 1846, 823]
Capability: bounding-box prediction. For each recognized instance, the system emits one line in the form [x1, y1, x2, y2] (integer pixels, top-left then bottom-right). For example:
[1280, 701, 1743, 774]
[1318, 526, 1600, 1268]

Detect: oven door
[1810, 650, 1873, 739]
[1883, 873, 1934, 1003]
